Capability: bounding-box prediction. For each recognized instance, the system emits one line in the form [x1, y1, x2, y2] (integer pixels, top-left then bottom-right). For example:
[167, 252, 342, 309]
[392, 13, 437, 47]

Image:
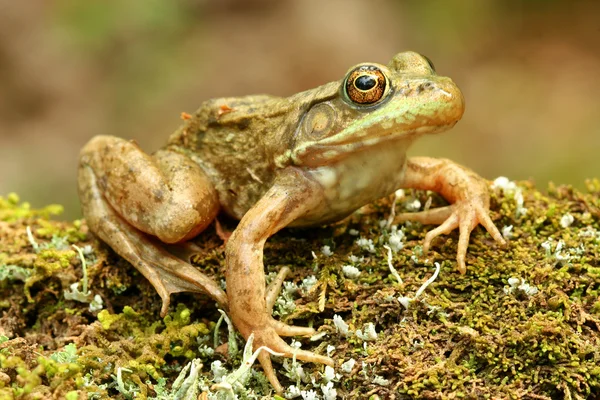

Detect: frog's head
[288, 51, 465, 168]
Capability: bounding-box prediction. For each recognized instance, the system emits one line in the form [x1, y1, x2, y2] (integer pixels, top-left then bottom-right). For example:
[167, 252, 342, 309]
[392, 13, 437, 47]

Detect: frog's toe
[158, 293, 171, 318]
[422, 212, 460, 253]
[251, 324, 333, 393]
[446, 203, 506, 273]
[456, 214, 477, 274]
[266, 267, 291, 311]
[475, 207, 507, 246]
[272, 319, 315, 337]
[257, 338, 334, 393]
[257, 351, 283, 393]
[395, 205, 453, 225]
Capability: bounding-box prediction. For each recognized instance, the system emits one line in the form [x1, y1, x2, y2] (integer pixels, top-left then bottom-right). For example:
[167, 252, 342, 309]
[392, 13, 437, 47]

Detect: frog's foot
[133, 236, 229, 316]
[102, 216, 228, 317]
[397, 157, 507, 273]
[252, 320, 334, 393]
[246, 267, 333, 393]
[396, 201, 505, 273]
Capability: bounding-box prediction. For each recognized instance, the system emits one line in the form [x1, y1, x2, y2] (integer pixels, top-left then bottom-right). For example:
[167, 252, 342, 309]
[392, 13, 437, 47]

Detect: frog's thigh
[79, 136, 226, 314]
[79, 135, 219, 243]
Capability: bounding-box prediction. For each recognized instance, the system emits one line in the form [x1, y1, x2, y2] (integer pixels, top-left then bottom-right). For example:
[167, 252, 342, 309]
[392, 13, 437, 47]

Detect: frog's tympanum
[78, 52, 505, 392]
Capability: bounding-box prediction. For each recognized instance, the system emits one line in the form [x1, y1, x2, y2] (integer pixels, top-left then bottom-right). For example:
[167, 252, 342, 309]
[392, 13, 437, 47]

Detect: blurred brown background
[1, 0, 599, 219]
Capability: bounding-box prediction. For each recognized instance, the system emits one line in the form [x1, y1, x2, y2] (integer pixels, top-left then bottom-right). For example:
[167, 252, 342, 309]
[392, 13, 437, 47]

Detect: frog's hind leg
[78, 135, 226, 316]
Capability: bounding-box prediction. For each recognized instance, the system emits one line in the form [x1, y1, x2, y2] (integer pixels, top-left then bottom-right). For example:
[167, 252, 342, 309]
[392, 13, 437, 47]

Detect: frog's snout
[433, 78, 465, 123]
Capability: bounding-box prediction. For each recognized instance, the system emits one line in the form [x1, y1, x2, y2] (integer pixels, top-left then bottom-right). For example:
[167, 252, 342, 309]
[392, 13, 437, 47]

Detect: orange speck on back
[217, 104, 233, 117]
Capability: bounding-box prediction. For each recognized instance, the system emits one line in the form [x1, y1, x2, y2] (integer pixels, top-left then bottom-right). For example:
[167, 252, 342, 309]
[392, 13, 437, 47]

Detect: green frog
[78, 51, 505, 392]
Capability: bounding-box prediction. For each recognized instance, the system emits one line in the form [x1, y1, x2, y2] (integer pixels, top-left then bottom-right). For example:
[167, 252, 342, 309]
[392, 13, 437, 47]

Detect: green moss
[1, 182, 600, 398]
[0, 192, 63, 222]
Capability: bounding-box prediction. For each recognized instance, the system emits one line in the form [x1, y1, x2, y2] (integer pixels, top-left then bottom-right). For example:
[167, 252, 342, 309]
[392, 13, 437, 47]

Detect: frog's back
[166, 95, 293, 219]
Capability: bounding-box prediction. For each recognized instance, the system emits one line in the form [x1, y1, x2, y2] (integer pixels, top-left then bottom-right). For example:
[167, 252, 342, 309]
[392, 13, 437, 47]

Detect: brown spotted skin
[77, 51, 505, 393]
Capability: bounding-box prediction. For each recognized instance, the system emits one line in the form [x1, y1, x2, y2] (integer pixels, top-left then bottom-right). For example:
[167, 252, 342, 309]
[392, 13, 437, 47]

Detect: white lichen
[211, 360, 228, 382]
[214, 309, 238, 358]
[403, 198, 421, 212]
[398, 262, 441, 309]
[579, 226, 600, 241]
[341, 358, 356, 373]
[321, 245, 333, 257]
[88, 294, 104, 312]
[372, 375, 390, 386]
[541, 238, 583, 265]
[492, 176, 528, 217]
[286, 385, 302, 398]
[356, 237, 376, 253]
[300, 389, 319, 400]
[342, 265, 361, 279]
[321, 366, 336, 383]
[63, 245, 96, 304]
[300, 275, 318, 292]
[504, 277, 538, 297]
[332, 315, 350, 336]
[355, 323, 377, 341]
[514, 190, 528, 217]
[385, 189, 405, 228]
[211, 333, 283, 397]
[502, 225, 514, 240]
[348, 254, 364, 264]
[198, 344, 215, 358]
[326, 345, 336, 357]
[321, 381, 337, 400]
[274, 285, 297, 318]
[384, 224, 405, 253]
[560, 213, 574, 228]
[383, 245, 403, 284]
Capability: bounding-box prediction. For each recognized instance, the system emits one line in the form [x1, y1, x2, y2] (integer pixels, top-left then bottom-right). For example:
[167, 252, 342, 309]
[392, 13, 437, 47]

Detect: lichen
[1, 180, 599, 398]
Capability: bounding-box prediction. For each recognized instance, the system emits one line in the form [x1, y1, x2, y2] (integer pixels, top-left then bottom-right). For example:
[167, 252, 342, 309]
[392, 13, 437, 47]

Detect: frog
[78, 51, 506, 392]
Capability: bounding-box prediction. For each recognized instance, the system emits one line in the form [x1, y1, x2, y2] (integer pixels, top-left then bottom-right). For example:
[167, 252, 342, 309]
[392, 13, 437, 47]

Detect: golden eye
[344, 65, 387, 105]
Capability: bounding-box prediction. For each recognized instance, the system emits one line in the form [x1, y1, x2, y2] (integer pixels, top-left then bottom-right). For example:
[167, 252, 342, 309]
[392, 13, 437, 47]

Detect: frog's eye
[344, 65, 388, 106]
[421, 54, 436, 73]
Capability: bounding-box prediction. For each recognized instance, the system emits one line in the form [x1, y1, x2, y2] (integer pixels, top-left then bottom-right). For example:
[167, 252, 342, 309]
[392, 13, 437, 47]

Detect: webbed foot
[252, 268, 333, 393]
[396, 156, 507, 273]
[396, 200, 505, 273]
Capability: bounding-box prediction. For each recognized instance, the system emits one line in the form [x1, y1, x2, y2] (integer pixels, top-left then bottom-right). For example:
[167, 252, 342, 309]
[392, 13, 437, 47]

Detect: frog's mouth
[291, 122, 453, 167]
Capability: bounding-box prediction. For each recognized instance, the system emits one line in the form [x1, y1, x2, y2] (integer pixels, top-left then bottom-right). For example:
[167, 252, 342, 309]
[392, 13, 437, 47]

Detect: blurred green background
[1, 0, 599, 219]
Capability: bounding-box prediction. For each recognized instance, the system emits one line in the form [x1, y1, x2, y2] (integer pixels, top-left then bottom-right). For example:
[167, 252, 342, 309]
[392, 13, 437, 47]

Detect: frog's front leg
[78, 135, 227, 315]
[225, 169, 334, 393]
[396, 157, 506, 273]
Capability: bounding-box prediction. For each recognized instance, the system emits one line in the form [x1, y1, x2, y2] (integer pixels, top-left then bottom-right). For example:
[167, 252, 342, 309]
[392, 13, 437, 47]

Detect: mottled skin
[78, 52, 506, 392]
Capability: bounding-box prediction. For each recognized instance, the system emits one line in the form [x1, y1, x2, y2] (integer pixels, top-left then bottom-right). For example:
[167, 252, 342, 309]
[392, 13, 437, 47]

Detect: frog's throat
[290, 122, 455, 168]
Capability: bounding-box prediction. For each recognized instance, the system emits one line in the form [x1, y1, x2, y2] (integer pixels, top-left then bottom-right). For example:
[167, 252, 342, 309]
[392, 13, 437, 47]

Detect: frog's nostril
[416, 82, 434, 93]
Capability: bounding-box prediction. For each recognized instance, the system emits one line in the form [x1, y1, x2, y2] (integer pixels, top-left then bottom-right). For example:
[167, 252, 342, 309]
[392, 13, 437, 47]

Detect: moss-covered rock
[0, 180, 599, 399]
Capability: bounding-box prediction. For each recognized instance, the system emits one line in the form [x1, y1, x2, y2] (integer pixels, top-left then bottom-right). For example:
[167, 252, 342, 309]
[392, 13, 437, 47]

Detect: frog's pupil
[355, 75, 377, 91]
